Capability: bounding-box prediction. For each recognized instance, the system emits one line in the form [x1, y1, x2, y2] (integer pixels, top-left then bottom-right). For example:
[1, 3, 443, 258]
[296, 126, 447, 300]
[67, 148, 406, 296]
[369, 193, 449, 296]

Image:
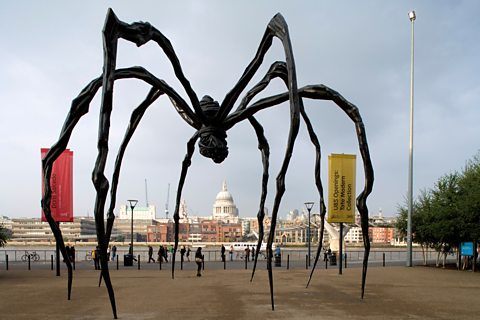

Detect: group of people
[88, 244, 206, 277]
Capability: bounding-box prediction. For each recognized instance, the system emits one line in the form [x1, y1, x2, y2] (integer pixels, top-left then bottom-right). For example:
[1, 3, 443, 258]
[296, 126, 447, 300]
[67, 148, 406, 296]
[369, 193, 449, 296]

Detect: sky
[1, 1, 479, 220]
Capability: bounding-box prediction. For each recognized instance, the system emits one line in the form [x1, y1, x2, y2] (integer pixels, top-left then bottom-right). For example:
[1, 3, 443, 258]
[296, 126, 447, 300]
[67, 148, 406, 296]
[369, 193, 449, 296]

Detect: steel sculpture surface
[41, 9, 374, 319]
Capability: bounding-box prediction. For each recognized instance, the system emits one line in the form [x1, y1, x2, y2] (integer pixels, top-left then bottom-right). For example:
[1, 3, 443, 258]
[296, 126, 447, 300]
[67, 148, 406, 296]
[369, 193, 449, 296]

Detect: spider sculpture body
[41, 9, 374, 319]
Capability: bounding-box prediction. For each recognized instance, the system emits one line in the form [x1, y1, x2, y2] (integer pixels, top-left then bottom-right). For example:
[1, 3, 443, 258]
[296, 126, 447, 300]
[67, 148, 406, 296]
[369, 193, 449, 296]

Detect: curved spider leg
[298, 85, 374, 298]
[40, 164, 73, 300]
[104, 87, 164, 244]
[97, 87, 163, 288]
[229, 85, 374, 298]
[299, 109, 327, 288]
[247, 116, 270, 282]
[220, 12, 302, 307]
[42, 63, 193, 318]
[172, 132, 201, 279]
[104, 9, 203, 126]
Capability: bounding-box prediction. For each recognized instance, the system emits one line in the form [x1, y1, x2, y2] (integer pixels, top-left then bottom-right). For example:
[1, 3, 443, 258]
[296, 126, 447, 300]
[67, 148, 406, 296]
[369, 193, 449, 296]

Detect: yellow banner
[328, 154, 356, 223]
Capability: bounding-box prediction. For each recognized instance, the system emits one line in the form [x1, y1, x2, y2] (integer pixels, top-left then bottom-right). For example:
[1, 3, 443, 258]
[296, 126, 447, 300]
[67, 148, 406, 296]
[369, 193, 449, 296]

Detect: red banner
[41, 148, 74, 222]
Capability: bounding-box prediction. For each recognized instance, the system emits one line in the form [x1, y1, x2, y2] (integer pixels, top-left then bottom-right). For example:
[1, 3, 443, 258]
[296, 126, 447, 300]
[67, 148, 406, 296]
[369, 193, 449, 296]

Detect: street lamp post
[128, 199, 138, 256]
[407, 10, 416, 268]
[304, 202, 314, 267]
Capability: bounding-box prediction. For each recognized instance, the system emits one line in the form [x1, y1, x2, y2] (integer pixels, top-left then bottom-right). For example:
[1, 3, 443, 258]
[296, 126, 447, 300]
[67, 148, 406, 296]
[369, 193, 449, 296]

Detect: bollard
[6, 254, 8, 271]
[51, 255, 54, 270]
[306, 255, 308, 270]
[202, 259, 205, 271]
[28, 255, 31, 270]
[287, 255, 290, 270]
[383, 253, 385, 267]
[181, 259, 183, 270]
[325, 258, 328, 269]
[138, 255, 141, 270]
[345, 253, 347, 269]
[223, 258, 226, 270]
[116, 255, 119, 270]
[159, 258, 162, 270]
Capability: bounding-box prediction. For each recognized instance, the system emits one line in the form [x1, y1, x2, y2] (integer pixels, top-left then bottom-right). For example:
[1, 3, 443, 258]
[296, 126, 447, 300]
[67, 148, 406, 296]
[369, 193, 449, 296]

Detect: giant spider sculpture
[41, 9, 373, 319]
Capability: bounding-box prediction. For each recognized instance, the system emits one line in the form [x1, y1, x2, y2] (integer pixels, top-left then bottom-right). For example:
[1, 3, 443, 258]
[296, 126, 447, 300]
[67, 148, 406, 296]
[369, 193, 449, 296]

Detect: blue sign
[460, 242, 474, 256]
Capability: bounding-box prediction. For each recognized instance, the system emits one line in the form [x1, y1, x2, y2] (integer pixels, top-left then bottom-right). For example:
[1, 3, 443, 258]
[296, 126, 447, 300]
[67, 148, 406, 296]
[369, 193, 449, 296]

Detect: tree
[0, 224, 12, 247]
[395, 151, 480, 267]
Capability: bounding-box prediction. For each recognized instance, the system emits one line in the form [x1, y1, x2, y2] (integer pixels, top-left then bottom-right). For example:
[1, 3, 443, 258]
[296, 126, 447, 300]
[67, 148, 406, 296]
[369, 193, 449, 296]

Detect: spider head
[198, 126, 229, 163]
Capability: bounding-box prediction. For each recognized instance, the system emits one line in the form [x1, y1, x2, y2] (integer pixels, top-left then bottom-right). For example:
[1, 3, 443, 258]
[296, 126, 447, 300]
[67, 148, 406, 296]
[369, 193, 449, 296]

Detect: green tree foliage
[396, 152, 480, 251]
[0, 224, 12, 247]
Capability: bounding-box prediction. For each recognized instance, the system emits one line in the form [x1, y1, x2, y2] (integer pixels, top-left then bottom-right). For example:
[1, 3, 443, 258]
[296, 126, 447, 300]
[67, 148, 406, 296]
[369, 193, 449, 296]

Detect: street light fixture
[407, 10, 416, 267]
[128, 199, 138, 256]
[304, 202, 314, 267]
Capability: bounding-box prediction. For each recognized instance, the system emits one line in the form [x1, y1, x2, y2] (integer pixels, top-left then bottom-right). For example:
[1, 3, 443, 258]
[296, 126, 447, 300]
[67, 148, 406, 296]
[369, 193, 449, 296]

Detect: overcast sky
[1, 1, 479, 220]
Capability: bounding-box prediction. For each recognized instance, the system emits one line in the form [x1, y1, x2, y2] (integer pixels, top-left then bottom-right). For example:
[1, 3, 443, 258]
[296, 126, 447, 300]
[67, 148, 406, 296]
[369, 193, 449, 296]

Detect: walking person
[245, 246, 250, 262]
[93, 246, 101, 270]
[180, 245, 186, 263]
[111, 245, 117, 261]
[148, 245, 155, 263]
[158, 245, 165, 263]
[251, 246, 255, 261]
[195, 247, 204, 277]
[230, 245, 234, 261]
[186, 246, 191, 262]
[221, 244, 226, 262]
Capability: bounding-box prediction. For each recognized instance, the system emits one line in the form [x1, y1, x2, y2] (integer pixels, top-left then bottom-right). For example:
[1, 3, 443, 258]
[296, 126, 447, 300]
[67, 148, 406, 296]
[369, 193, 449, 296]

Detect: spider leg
[40, 169, 73, 300]
[105, 87, 164, 243]
[248, 116, 270, 282]
[300, 110, 327, 288]
[229, 84, 374, 298]
[104, 9, 203, 125]
[217, 14, 302, 309]
[171, 132, 200, 279]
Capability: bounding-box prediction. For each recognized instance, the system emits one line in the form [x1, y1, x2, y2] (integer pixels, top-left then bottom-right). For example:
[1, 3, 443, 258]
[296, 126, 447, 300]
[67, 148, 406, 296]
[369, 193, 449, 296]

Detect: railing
[0, 248, 457, 263]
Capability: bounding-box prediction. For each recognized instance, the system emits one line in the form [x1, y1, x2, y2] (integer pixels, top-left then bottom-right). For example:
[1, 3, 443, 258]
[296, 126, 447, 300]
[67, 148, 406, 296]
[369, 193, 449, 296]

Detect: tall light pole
[407, 10, 416, 267]
[128, 199, 138, 256]
[304, 202, 314, 267]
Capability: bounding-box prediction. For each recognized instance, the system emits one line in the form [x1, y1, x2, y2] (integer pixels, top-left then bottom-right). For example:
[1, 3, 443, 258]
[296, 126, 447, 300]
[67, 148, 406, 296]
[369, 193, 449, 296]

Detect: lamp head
[128, 199, 138, 209]
[304, 202, 314, 211]
[408, 10, 416, 21]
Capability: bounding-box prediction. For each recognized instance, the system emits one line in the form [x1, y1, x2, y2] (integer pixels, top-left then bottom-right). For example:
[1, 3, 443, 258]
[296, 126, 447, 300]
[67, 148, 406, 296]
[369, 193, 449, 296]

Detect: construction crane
[165, 183, 170, 219]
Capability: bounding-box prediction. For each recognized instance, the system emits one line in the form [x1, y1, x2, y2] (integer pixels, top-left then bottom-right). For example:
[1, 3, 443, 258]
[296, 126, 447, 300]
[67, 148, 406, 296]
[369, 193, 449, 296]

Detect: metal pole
[56, 222, 60, 276]
[339, 223, 343, 275]
[131, 207, 134, 255]
[304, 202, 314, 267]
[6, 254, 8, 270]
[407, 10, 416, 268]
[308, 209, 311, 267]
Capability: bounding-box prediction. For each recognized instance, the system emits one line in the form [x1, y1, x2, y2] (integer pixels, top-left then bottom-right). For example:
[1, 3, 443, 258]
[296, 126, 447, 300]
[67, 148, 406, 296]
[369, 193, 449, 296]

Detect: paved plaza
[1, 263, 479, 319]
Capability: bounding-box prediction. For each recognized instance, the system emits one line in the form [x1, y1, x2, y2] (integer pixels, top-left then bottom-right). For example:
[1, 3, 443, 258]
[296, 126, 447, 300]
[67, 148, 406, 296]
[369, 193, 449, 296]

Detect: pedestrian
[111, 245, 117, 261]
[245, 246, 250, 262]
[251, 246, 255, 261]
[148, 245, 155, 263]
[186, 246, 191, 262]
[221, 244, 226, 262]
[107, 246, 111, 261]
[70, 245, 75, 264]
[195, 247, 204, 277]
[91, 248, 97, 269]
[164, 245, 169, 262]
[128, 243, 137, 261]
[94, 246, 101, 270]
[229, 245, 234, 261]
[180, 245, 186, 263]
[158, 246, 164, 262]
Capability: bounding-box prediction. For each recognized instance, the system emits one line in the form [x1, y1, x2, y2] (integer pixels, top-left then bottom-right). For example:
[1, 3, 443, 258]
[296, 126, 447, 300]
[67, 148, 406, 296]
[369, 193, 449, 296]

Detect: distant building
[212, 181, 239, 223]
